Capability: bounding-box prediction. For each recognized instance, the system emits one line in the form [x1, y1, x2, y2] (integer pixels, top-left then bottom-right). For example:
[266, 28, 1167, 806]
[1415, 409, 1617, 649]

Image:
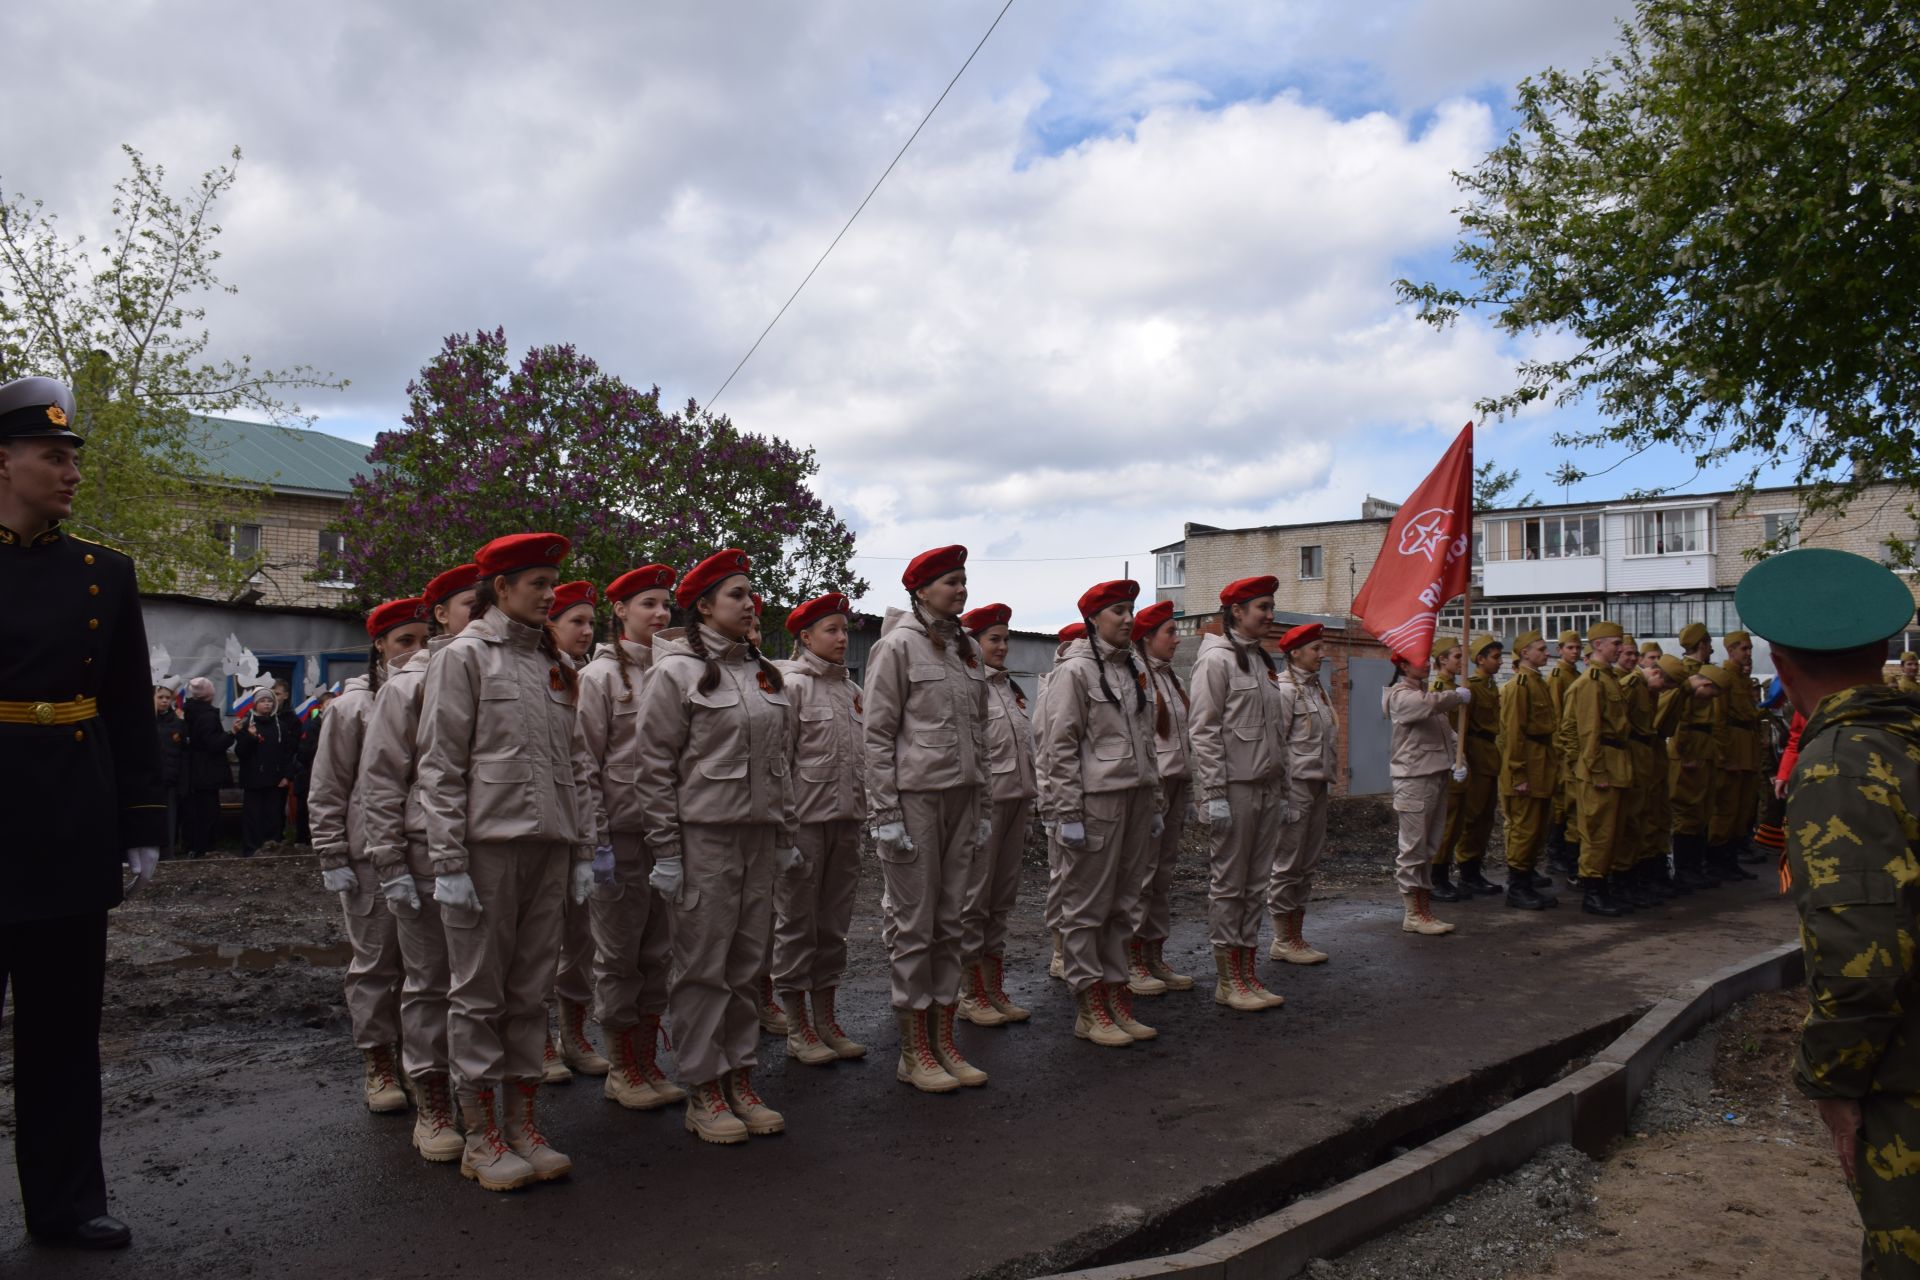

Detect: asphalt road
[0, 877, 1795, 1280]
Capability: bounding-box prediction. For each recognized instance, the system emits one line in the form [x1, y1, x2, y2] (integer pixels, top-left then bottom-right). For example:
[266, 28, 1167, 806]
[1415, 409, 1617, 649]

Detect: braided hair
[1219, 606, 1277, 678]
[689, 593, 784, 695]
[610, 618, 639, 703]
[365, 642, 385, 695]
[1085, 619, 1148, 713]
[910, 594, 976, 664]
[472, 576, 579, 698]
[1134, 637, 1190, 737]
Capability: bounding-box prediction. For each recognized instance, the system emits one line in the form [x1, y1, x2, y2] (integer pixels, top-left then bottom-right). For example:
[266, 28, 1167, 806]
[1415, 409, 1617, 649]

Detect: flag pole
[1455, 431, 1473, 769]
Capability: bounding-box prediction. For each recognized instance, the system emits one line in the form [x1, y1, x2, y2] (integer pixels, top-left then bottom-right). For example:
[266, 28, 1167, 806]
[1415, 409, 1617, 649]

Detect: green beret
[1734, 548, 1915, 652]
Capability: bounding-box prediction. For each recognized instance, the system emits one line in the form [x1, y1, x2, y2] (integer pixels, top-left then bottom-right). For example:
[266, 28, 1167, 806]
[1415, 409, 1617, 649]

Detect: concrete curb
[1050, 940, 1803, 1280]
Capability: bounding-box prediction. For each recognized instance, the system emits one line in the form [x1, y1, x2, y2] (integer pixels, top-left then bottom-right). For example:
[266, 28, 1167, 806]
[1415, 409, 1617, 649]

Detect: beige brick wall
[1714, 484, 1920, 606]
[1185, 519, 1389, 620]
[180, 489, 355, 610]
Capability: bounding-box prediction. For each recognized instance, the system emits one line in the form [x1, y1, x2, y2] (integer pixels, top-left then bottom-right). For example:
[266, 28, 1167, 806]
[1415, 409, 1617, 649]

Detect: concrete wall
[141, 594, 368, 707]
[1185, 519, 1388, 620]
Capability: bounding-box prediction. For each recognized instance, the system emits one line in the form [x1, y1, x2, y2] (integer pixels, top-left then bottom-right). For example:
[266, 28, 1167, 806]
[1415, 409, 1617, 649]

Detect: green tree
[1397, 0, 1920, 553]
[0, 145, 337, 588]
[1474, 461, 1539, 512]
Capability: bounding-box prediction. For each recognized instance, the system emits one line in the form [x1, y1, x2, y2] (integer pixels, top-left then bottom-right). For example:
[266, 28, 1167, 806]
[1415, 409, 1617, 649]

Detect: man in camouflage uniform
[1739, 548, 1920, 1280]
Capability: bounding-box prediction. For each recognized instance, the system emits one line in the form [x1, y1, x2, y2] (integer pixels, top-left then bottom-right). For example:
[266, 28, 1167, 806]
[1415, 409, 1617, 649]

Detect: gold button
[83, 656, 93, 665]
[74, 729, 84, 742]
[88, 618, 98, 629]
[84, 554, 94, 565]
[89, 584, 99, 595]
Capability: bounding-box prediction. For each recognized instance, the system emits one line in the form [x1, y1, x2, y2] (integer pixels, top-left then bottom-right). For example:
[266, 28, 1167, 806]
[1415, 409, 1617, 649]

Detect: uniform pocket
[798, 756, 839, 784]
[605, 764, 639, 785]
[799, 706, 835, 723]
[690, 686, 741, 710]
[698, 757, 749, 781]
[1391, 779, 1428, 814]
[908, 663, 946, 683]
[1092, 737, 1130, 761]
[591, 880, 626, 904]
[480, 677, 521, 701]
[672, 886, 702, 912]
[442, 902, 482, 930]
[914, 728, 957, 749]
[876, 837, 918, 865]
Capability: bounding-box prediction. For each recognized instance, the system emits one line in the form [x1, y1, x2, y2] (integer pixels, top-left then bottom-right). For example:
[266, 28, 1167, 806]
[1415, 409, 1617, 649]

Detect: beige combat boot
[502, 1080, 572, 1181]
[1047, 930, 1066, 980]
[1236, 948, 1286, 1008]
[984, 954, 1030, 1022]
[684, 1079, 749, 1145]
[894, 1009, 960, 1093]
[458, 1087, 537, 1192]
[1125, 938, 1169, 997]
[1269, 911, 1330, 965]
[541, 1029, 573, 1084]
[411, 1072, 464, 1162]
[558, 1000, 610, 1075]
[1073, 982, 1133, 1047]
[1402, 889, 1455, 936]
[637, 1013, 686, 1103]
[1106, 982, 1158, 1041]
[758, 976, 789, 1035]
[1211, 946, 1267, 1012]
[783, 993, 839, 1066]
[604, 1025, 668, 1110]
[722, 1067, 785, 1136]
[1145, 939, 1195, 991]
[931, 1003, 988, 1087]
[958, 960, 1009, 1027]
[812, 990, 866, 1060]
[363, 1045, 408, 1113]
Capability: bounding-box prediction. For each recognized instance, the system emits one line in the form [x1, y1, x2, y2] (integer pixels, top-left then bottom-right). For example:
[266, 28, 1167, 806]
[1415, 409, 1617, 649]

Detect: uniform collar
[795, 646, 846, 679]
[0, 520, 61, 547]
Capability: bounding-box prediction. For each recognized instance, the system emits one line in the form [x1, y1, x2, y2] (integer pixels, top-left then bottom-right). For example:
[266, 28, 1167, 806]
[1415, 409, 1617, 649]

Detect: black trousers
[182, 788, 222, 855]
[1, 912, 109, 1236]
[241, 788, 285, 854]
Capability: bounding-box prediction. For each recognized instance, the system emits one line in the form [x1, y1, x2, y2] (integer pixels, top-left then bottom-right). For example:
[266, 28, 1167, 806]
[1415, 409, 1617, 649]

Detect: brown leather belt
[1600, 736, 1627, 748]
[0, 696, 98, 726]
[1469, 728, 1497, 742]
[1525, 732, 1552, 744]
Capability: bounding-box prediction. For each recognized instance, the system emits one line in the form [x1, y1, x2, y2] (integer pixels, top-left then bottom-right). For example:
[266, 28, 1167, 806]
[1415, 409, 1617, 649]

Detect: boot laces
[700, 1081, 732, 1117]
[423, 1076, 456, 1131]
[514, 1082, 551, 1147]
[475, 1089, 511, 1156]
[1089, 987, 1119, 1028]
[638, 1017, 669, 1080]
[912, 1017, 944, 1072]
[368, 1046, 399, 1091]
[936, 1008, 968, 1062]
[793, 1016, 825, 1048]
[1111, 987, 1135, 1023]
[542, 1034, 560, 1065]
[616, 1027, 645, 1084]
[730, 1070, 765, 1109]
[968, 964, 993, 1005]
[566, 1003, 594, 1053]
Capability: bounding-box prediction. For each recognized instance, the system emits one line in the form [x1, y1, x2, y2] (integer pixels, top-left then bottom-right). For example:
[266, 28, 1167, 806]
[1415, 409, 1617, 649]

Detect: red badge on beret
[1058, 622, 1087, 644]
[475, 532, 571, 580]
[1279, 622, 1323, 652]
[549, 581, 598, 620]
[960, 602, 1011, 635]
[787, 592, 853, 636]
[606, 564, 676, 603]
[902, 544, 967, 591]
[1220, 575, 1278, 607]
[1077, 579, 1139, 619]
[421, 563, 482, 607]
[366, 597, 428, 639]
[1131, 599, 1174, 641]
[677, 548, 752, 609]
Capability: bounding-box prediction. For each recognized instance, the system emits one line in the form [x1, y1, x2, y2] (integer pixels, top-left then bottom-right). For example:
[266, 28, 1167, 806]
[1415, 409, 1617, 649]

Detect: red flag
[1351, 422, 1474, 664]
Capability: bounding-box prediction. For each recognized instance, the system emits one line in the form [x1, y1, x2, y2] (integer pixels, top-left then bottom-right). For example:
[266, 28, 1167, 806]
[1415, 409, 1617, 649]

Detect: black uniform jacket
[0, 523, 165, 922]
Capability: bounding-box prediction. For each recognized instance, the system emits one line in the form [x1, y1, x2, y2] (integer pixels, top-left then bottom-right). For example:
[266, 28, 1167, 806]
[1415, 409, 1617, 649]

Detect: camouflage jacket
[1786, 684, 1920, 1100]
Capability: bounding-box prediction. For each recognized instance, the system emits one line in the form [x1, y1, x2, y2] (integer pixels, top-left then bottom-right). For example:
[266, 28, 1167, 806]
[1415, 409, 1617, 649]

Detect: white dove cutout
[221, 634, 273, 692]
[304, 654, 321, 694]
[148, 642, 180, 691]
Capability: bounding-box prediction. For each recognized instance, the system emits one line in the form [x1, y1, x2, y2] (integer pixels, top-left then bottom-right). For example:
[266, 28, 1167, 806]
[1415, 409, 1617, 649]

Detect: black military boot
[1561, 842, 1584, 888]
[1714, 842, 1760, 882]
[1505, 869, 1549, 910]
[1457, 859, 1504, 896]
[1641, 860, 1678, 899]
[1429, 861, 1464, 903]
[1580, 877, 1624, 918]
[1676, 833, 1719, 889]
[1620, 869, 1661, 909]
[1738, 833, 1770, 865]
[1605, 874, 1639, 913]
[1661, 853, 1695, 895]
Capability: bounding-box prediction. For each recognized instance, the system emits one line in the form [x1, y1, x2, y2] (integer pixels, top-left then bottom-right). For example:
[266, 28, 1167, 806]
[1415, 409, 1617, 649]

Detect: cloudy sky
[9, 0, 1722, 627]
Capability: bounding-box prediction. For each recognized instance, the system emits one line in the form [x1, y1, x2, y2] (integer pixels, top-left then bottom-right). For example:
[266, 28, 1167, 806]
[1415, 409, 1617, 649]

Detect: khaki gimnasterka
[1712, 672, 1763, 850]
[1617, 668, 1656, 872]
[1450, 668, 1501, 869]
[1643, 675, 1685, 865]
[1498, 665, 1555, 878]
[1569, 664, 1631, 882]
[1429, 670, 1466, 868]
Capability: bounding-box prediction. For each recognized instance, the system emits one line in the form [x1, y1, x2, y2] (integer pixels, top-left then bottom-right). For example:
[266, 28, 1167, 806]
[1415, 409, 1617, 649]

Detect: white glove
[570, 861, 595, 905]
[1455, 687, 1474, 705]
[1151, 812, 1166, 838]
[1207, 798, 1232, 829]
[1060, 820, 1088, 849]
[592, 844, 616, 888]
[1185, 802, 1198, 824]
[776, 846, 805, 876]
[321, 865, 357, 894]
[871, 822, 913, 853]
[649, 855, 685, 903]
[1451, 763, 1469, 783]
[380, 874, 420, 910]
[125, 846, 159, 893]
[1042, 818, 1057, 835]
[434, 871, 481, 912]
[976, 817, 993, 846]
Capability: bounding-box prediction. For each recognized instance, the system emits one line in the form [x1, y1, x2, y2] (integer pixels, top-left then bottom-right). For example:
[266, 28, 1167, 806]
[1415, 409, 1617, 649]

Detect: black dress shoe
[33, 1215, 132, 1250]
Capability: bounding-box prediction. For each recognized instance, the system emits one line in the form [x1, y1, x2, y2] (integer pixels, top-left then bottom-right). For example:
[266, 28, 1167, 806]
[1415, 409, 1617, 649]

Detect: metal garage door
[1346, 657, 1394, 795]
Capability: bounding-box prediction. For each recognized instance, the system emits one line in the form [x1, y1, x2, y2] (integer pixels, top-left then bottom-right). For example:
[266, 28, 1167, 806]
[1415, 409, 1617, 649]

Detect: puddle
[153, 941, 352, 970]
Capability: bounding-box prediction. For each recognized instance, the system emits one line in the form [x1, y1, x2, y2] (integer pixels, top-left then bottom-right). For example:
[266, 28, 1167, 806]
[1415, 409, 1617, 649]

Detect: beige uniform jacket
[634, 625, 797, 861]
[1385, 677, 1459, 777]
[1186, 632, 1290, 802]
[1569, 666, 1631, 786]
[576, 637, 656, 845]
[416, 608, 593, 876]
[309, 672, 375, 870]
[1277, 666, 1337, 785]
[1030, 645, 1072, 822]
[358, 643, 438, 882]
[1499, 667, 1557, 796]
[777, 646, 866, 824]
[1145, 656, 1192, 782]
[860, 609, 989, 826]
[981, 666, 1038, 805]
[1035, 638, 1162, 822]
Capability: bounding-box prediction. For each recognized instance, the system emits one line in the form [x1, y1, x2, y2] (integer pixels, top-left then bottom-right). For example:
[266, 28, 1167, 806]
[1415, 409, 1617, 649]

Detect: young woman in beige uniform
[863, 544, 992, 1093]
[358, 562, 482, 1164]
[1186, 576, 1289, 1012]
[746, 592, 792, 1040]
[576, 564, 684, 1110]
[416, 534, 596, 1192]
[956, 602, 1036, 1028]
[1268, 622, 1339, 965]
[1037, 580, 1165, 1047]
[772, 591, 869, 1063]
[634, 549, 798, 1144]
[1041, 621, 1086, 981]
[310, 596, 430, 1115]
[1128, 599, 1194, 994]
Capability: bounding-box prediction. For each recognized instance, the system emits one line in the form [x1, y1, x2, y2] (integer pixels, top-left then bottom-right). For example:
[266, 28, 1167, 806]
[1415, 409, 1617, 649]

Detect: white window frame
[1156, 550, 1185, 589]
[1761, 513, 1800, 550]
[1481, 513, 1602, 563]
[214, 522, 262, 559]
[1625, 505, 1712, 558]
[1298, 544, 1323, 580]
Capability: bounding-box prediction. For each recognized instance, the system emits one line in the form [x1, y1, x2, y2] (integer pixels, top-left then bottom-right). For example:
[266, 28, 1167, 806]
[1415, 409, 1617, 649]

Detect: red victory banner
[1351, 422, 1475, 664]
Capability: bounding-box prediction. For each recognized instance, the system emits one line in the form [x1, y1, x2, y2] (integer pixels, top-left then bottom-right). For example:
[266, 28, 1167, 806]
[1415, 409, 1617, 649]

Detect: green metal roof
[186, 416, 373, 496]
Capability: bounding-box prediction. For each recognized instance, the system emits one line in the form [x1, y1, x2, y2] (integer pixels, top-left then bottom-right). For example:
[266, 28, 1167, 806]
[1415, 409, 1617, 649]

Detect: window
[1298, 544, 1323, 580]
[1155, 550, 1185, 589]
[1482, 513, 1601, 562]
[1628, 507, 1708, 556]
[316, 530, 349, 584]
[1761, 513, 1799, 550]
[212, 522, 261, 559]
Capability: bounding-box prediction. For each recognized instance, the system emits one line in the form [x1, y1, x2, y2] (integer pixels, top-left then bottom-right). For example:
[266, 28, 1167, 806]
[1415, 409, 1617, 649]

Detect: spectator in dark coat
[154, 686, 188, 857]
[234, 689, 296, 855]
[290, 695, 323, 846]
[181, 677, 234, 858]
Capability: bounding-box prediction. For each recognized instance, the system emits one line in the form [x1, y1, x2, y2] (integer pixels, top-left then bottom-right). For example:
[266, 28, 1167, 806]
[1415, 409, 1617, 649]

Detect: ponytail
[1219, 606, 1276, 678]
[611, 620, 636, 702]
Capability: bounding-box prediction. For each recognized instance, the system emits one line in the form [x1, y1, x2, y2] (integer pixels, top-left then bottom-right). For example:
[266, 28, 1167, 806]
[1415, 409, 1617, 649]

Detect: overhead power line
[706, 0, 1018, 410]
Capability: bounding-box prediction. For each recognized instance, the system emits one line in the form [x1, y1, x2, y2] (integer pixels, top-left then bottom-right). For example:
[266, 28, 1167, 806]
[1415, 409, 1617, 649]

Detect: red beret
[549, 581, 598, 620]
[422, 563, 482, 607]
[787, 591, 853, 635]
[1078, 579, 1139, 619]
[475, 532, 570, 580]
[902, 544, 967, 591]
[366, 597, 428, 639]
[1131, 599, 1175, 640]
[677, 548, 752, 609]
[606, 564, 675, 603]
[961, 603, 1011, 634]
[1058, 622, 1087, 644]
[1279, 622, 1323, 652]
[1221, 575, 1278, 607]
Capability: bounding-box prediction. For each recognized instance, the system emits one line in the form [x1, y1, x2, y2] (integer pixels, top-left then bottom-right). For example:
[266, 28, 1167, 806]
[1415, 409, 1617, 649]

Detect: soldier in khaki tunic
[1448, 635, 1505, 895]
[1498, 630, 1557, 910]
[1613, 637, 1663, 910]
[1900, 651, 1920, 695]
[1737, 548, 1920, 1280]
[1427, 636, 1468, 902]
[1709, 629, 1764, 882]
[1545, 630, 1583, 878]
[1640, 654, 1695, 898]
[1666, 621, 1723, 890]
[1568, 621, 1632, 917]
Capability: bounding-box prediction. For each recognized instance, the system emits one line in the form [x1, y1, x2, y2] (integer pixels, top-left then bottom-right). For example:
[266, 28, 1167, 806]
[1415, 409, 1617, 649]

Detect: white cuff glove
[1151, 812, 1166, 838]
[321, 865, 357, 895]
[649, 855, 685, 903]
[776, 846, 805, 876]
[592, 844, 616, 888]
[380, 874, 420, 911]
[1455, 686, 1474, 705]
[570, 861, 596, 905]
[871, 822, 913, 853]
[1042, 818, 1057, 835]
[433, 871, 481, 913]
[976, 817, 993, 846]
[1451, 763, 1469, 783]
[1207, 798, 1232, 829]
[1060, 820, 1088, 850]
[125, 846, 159, 893]
[1185, 802, 1198, 824]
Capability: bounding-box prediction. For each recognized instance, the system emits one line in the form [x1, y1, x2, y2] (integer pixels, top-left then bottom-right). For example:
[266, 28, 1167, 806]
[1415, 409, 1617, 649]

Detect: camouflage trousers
[1855, 1091, 1920, 1279]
